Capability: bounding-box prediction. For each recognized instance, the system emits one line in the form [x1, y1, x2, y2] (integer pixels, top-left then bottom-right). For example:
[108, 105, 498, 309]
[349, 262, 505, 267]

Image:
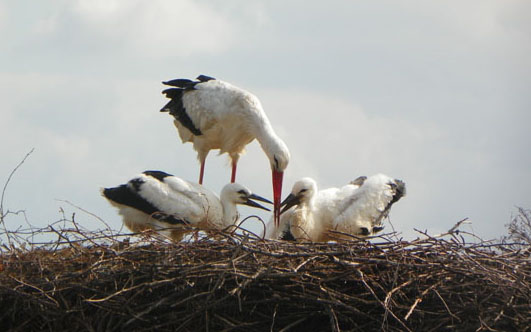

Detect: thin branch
[0, 148, 35, 248]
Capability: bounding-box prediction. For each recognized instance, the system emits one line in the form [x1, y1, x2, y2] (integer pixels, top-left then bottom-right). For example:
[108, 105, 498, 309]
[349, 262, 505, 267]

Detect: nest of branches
[0, 218, 530, 332]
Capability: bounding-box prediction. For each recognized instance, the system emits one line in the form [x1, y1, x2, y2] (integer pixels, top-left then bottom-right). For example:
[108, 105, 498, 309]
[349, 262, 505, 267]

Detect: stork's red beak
[272, 170, 284, 227]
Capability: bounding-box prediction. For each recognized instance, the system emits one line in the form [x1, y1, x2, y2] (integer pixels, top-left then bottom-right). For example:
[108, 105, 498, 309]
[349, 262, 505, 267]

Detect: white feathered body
[264, 182, 360, 241]
[331, 174, 399, 238]
[104, 172, 237, 241]
[266, 174, 405, 242]
[174, 79, 272, 162]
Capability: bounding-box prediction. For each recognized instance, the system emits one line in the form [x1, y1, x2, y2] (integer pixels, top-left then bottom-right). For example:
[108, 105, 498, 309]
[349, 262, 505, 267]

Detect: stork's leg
[230, 160, 237, 183]
[199, 160, 206, 185]
[198, 152, 209, 185]
[229, 154, 240, 183]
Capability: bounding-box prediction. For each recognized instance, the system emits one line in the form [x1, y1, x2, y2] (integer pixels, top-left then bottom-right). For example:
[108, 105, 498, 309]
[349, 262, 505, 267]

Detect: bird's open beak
[272, 170, 284, 227]
[279, 193, 300, 215]
[244, 193, 272, 211]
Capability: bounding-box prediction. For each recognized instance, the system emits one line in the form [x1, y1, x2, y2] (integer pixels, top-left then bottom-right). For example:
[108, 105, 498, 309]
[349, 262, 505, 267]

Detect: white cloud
[258, 88, 441, 178]
[67, 0, 237, 57]
[0, 3, 5, 31]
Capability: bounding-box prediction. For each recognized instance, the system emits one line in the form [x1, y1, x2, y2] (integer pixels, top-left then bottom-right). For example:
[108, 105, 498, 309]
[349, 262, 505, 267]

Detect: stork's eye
[274, 156, 279, 169]
[299, 189, 307, 194]
[237, 189, 247, 195]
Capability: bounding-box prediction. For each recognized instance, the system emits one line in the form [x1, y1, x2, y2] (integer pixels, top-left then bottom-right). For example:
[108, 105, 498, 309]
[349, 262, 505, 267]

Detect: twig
[55, 199, 114, 235]
[0, 148, 35, 248]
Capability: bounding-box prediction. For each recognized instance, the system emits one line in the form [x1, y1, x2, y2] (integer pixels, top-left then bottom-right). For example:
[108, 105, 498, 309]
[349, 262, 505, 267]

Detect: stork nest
[0, 219, 530, 332]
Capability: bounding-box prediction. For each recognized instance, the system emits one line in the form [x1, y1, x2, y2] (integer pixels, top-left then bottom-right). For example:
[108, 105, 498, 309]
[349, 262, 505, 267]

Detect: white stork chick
[269, 174, 405, 242]
[264, 177, 366, 241]
[102, 170, 272, 241]
[160, 75, 290, 226]
[331, 174, 406, 239]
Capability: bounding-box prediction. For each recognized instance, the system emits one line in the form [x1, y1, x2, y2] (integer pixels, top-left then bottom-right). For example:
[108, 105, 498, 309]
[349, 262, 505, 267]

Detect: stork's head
[221, 183, 273, 212]
[280, 178, 317, 214]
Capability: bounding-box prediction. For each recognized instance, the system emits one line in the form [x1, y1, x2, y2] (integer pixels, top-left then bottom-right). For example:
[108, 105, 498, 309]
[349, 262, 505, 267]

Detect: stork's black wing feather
[103, 177, 188, 226]
[196, 75, 215, 82]
[160, 88, 202, 136]
[162, 79, 196, 89]
[160, 75, 216, 136]
[389, 180, 406, 205]
[374, 179, 407, 225]
[161, 88, 183, 99]
[151, 212, 188, 225]
[143, 170, 173, 182]
[103, 181, 160, 217]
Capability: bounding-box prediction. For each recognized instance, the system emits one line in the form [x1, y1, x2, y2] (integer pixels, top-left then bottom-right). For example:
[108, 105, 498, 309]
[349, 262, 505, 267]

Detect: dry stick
[10, 276, 60, 307]
[357, 269, 413, 332]
[327, 229, 389, 242]
[235, 214, 267, 240]
[382, 247, 408, 330]
[277, 317, 308, 332]
[433, 288, 461, 323]
[412, 218, 471, 245]
[270, 304, 278, 332]
[56, 199, 114, 235]
[404, 282, 443, 321]
[326, 304, 341, 332]
[0, 148, 35, 248]
[85, 277, 179, 303]
[48, 225, 76, 252]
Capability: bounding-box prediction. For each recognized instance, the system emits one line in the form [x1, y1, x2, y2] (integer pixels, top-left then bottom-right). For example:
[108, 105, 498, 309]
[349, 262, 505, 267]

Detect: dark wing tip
[102, 184, 138, 206]
[151, 212, 188, 225]
[196, 75, 215, 82]
[162, 78, 194, 88]
[388, 179, 406, 205]
[101, 187, 115, 199]
[394, 179, 406, 198]
[162, 88, 183, 97]
[162, 75, 214, 89]
[350, 176, 367, 186]
[143, 170, 173, 182]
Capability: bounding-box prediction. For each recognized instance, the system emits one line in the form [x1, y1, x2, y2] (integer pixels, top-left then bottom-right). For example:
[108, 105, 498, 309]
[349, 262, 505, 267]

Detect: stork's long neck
[291, 202, 317, 241]
[253, 115, 281, 152]
[220, 199, 239, 228]
[291, 194, 322, 241]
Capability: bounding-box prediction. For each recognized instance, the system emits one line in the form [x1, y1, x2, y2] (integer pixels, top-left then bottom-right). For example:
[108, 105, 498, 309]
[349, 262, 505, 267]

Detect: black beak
[243, 193, 272, 211]
[280, 193, 301, 215]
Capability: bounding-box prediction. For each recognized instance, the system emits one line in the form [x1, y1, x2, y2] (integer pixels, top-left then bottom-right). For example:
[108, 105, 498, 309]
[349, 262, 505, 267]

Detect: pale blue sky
[1, 0, 530, 240]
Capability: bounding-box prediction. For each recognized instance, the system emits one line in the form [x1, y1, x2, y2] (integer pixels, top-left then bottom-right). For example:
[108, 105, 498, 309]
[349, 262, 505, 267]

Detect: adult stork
[160, 75, 290, 226]
[102, 170, 271, 241]
[266, 174, 406, 242]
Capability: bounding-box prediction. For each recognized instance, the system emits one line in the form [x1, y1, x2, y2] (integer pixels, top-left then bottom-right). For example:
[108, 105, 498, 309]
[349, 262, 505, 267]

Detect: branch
[0, 148, 35, 248]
